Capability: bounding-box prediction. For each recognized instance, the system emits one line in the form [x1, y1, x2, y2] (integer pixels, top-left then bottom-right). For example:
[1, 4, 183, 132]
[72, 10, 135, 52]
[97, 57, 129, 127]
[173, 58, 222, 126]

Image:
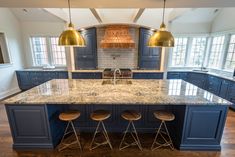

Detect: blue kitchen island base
[5, 104, 228, 151]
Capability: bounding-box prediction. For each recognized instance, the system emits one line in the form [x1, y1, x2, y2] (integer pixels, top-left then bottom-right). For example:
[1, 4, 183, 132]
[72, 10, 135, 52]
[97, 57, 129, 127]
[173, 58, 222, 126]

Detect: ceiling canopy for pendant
[148, 0, 174, 48]
[58, 0, 86, 47]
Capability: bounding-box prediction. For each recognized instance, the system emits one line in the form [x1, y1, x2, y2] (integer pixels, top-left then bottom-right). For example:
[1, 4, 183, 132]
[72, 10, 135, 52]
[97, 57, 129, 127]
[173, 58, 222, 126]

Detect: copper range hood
[100, 25, 135, 49]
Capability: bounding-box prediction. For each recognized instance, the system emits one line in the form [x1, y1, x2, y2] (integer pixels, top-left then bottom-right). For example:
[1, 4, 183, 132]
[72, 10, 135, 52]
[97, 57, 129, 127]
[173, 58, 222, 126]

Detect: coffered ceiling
[1, 0, 235, 8]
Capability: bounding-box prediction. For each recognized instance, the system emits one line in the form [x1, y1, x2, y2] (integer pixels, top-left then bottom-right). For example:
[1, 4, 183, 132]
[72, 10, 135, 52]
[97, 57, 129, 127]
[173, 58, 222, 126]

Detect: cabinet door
[16, 71, 32, 90]
[6, 105, 52, 148]
[227, 82, 235, 103]
[133, 72, 163, 79]
[57, 71, 69, 79]
[72, 72, 102, 79]
[74, 27, 97, 69]
[207, 76, 222, 95]
[138, 28, 161, 69]
[186, 73, 207, 89]
[219, 80, 230, 99]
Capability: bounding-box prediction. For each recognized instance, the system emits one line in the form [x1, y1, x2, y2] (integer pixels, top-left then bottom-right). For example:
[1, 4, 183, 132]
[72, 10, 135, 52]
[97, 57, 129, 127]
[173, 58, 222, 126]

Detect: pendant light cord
[68, 0, 72, 24]
[162, 0, 166, 24]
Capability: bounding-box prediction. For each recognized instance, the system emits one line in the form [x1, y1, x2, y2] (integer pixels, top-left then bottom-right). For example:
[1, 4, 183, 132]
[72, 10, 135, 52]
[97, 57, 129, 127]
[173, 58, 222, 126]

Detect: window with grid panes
[188, 37, 207, 67]
[208, 36, 225, 68]
[224, 35, 235, 70]
[171, 37, 188, 67]
[31, 37, 49, 66]
[30, 37, 66, 66]
[50, 37, 66, 66]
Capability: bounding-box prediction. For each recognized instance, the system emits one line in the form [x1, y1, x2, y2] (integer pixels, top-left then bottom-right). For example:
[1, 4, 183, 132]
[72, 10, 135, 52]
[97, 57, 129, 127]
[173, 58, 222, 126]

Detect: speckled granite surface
[3, 79, 232, 105]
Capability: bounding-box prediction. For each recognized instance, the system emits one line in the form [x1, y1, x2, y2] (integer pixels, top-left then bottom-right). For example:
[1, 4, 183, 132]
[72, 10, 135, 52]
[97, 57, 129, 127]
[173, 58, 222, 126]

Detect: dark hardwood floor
[1, 104, 235, 157]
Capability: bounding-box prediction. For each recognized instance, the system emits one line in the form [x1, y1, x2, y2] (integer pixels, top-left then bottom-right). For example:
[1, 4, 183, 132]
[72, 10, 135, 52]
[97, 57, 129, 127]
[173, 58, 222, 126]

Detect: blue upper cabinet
[138, 28, 162, 70]
[74, 27, 97, 70]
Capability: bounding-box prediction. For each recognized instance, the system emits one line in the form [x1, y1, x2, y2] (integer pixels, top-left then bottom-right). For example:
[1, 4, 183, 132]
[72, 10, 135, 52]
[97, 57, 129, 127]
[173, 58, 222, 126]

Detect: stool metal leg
[151, 121, 174, 151]
[119, 121, 143, 151]
[58, 121, 82, 152]
[89, 121, 113, 150]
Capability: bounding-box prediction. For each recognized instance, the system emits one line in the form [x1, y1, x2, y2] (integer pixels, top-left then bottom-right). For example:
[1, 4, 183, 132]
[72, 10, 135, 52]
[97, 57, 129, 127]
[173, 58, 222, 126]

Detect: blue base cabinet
[5, 104, 228, 151]
[186, 72, 208, 90]
[133, 72, 163, 79]
[16, 71, 68, 91]
[167, 71, 235, 110]
[180, 105, 228, 150]
[167, 72, 188, 80]
[5, 105, 54, 149]
[72, 72, 102, 79]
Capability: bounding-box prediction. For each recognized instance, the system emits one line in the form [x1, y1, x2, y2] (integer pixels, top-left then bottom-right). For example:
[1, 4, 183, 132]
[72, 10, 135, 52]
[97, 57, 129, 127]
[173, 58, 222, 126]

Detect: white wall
[21, 21, 65, 67]
[0, 8, 25, 99]
[211, 8, 235, 33]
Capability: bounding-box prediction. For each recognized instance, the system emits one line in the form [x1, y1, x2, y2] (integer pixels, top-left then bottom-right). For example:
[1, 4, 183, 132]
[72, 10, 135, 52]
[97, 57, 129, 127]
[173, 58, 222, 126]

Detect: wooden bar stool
[151, 111, 175, 150]
[119, 110, 143, 151]
[58, 110, 82, 151]
[89, 110, 113, 150]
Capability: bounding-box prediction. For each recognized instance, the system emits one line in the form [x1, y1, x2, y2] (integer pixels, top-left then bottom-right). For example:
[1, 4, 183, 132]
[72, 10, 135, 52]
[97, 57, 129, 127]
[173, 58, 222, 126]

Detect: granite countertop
[3, 79, 232, 105]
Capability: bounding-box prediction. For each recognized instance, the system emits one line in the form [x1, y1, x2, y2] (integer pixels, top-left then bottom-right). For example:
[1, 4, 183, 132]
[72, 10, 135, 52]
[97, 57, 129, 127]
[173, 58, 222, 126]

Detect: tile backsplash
[97, 27, 139, 69]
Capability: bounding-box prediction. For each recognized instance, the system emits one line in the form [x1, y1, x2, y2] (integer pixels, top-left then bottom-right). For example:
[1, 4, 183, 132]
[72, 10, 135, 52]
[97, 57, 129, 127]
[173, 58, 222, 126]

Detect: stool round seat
[154, 111, 175, 121]
[121, 110, 141, 121]
[91, 110, 111, 121]
[59, 111, 81, 121]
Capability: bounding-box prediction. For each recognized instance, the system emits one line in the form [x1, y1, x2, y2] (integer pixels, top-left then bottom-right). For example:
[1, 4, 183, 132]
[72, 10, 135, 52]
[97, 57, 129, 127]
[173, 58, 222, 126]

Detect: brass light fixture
[148, 0, 174, 47]
[59, 0, 85, 47]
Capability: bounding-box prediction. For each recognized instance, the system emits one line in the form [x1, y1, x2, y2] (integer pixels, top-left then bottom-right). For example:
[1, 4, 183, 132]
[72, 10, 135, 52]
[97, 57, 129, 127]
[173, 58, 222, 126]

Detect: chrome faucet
[113, 68, 121, 85]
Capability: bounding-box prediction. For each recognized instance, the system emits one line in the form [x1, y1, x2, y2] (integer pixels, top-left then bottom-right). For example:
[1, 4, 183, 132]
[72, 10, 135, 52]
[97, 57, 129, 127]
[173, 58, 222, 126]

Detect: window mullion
[221, 34, 231, 70]
[185, 37, 192, 67]
[47, 37, 53, 66]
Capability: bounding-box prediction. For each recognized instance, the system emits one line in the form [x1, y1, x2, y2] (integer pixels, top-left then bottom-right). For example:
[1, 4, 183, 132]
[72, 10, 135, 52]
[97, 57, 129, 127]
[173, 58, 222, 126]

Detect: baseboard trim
[0, 87, 21, 100]
[13, 143, 54, 150]
[180, 144, 221, 151]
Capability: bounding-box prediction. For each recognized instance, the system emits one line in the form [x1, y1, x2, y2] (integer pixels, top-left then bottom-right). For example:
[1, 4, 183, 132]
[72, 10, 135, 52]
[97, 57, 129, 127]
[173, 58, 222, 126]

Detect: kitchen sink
[102, 79, 132, 85]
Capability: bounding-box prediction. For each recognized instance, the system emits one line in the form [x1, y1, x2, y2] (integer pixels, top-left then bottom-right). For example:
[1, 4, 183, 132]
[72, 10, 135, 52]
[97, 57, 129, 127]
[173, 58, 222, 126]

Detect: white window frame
[30, 36, 67, 68]
[207, 35, 226, 69]
[187, 37, 208, 67]
[223, 34, 235, 71]
[168, 35, 208, 68]
[169, 37, 189, 67]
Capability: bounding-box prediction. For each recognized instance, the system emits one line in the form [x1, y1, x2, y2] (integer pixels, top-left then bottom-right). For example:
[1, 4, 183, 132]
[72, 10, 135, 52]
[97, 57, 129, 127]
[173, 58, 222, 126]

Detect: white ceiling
[10, 8, 64, 22]
[11, 7, 224, 29]
[1, 0, 235, 8]
[173, 8, 220, 23]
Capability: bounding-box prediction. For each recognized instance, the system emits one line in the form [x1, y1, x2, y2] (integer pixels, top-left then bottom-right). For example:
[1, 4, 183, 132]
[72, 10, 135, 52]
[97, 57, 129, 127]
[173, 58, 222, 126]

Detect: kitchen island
[3, 79, 231, 151]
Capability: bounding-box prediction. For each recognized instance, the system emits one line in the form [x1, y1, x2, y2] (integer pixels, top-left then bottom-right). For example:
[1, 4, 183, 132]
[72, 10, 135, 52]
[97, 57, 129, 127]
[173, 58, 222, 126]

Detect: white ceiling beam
[133, 8, 145, 23]
[89, 8, 102, 23]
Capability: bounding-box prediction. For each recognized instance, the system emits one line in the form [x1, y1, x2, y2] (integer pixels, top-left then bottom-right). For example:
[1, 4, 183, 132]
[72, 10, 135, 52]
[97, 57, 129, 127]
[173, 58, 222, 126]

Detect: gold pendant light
[59, 0, 86, 47]
[148, 0, 174, 47]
